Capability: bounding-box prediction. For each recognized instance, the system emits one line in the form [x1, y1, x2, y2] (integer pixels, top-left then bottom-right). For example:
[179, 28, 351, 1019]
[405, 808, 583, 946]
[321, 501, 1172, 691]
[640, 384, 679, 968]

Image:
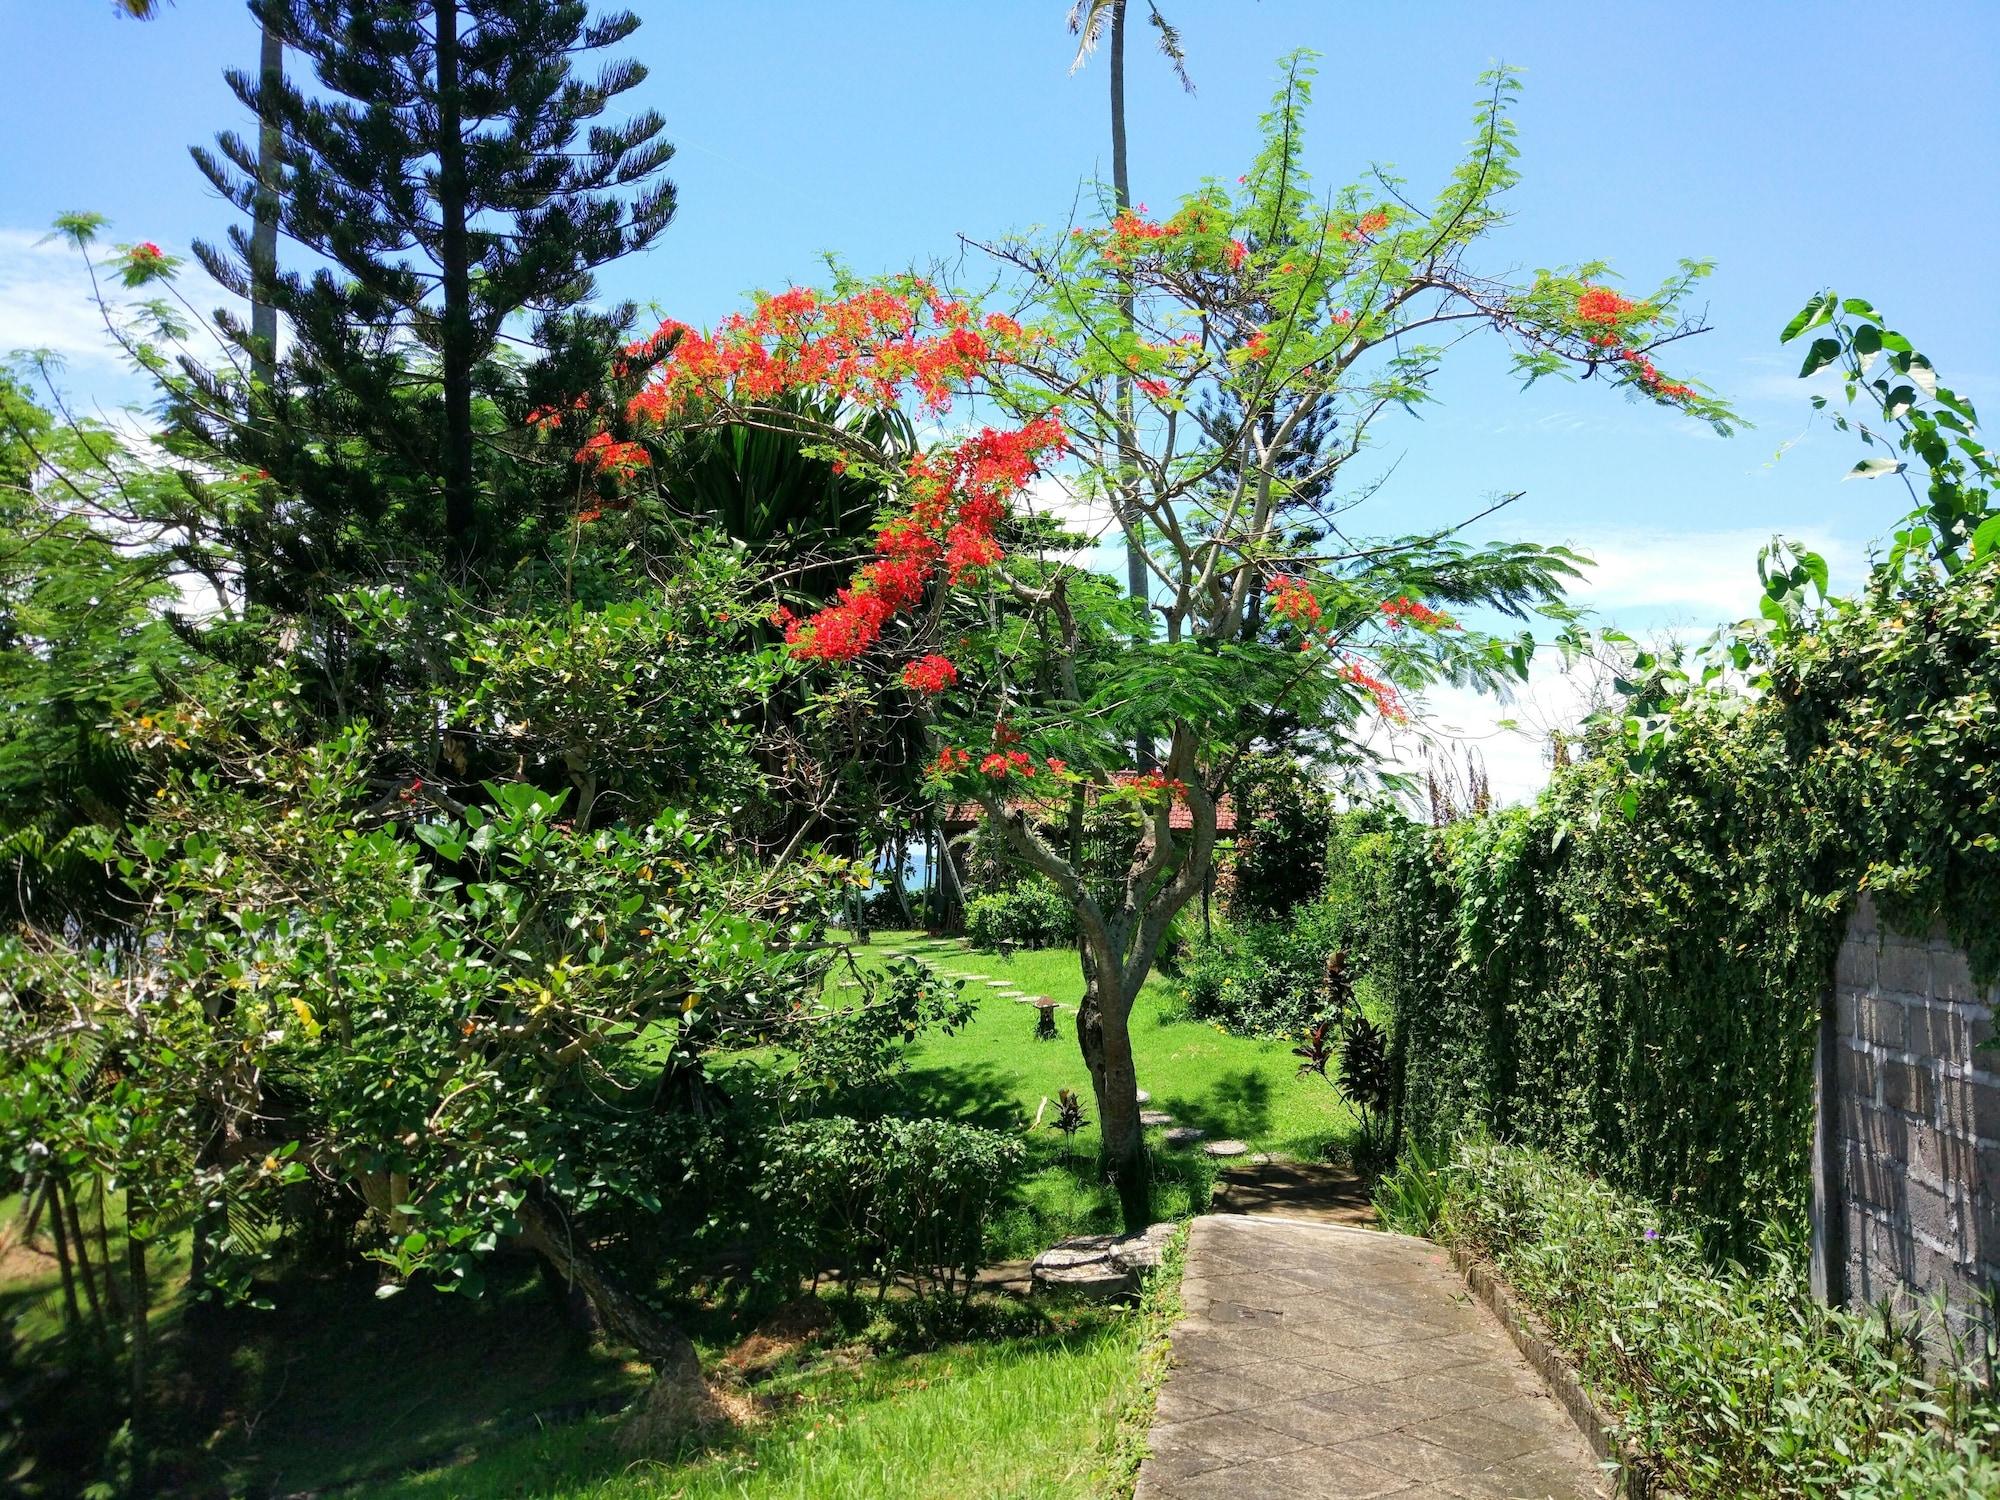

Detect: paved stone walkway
[1138, 1214, 1608, 1500]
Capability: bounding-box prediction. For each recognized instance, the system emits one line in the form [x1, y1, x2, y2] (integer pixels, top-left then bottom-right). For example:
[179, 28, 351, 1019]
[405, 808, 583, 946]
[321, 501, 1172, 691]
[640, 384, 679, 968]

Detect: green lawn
[833, 930, 1358, 1257]
[358, 1312, 1149, 1500]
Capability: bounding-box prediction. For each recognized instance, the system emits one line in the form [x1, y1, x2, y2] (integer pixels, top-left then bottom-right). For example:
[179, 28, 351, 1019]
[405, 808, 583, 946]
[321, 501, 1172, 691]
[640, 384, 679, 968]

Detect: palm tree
[1067, 1, 1191, 766]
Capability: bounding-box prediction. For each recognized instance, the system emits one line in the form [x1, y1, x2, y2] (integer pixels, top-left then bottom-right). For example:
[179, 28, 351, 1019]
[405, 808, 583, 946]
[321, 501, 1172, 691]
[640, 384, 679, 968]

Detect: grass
[356, 1266, 1186, 1500]
[833, 930, 1358, 1256]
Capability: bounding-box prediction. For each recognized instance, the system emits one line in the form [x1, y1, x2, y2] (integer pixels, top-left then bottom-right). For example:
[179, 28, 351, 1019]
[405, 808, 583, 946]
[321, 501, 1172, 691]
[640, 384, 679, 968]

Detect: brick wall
[1819, 893, 2000, 1350]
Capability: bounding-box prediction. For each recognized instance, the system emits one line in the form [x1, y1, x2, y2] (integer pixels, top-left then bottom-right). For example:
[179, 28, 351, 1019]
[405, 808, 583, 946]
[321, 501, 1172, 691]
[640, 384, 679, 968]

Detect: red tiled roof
[944, 796, 1236, 833]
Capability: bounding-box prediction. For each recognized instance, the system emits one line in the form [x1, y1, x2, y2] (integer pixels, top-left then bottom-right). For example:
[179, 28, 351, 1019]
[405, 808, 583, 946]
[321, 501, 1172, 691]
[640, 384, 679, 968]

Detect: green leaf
[1972, 514, 2000, 560]
[1907, 356, 1938, 398]
[1779, 294, 1826, 342]
[1845, 457, 1904, 480]
[1799, 338, 1841, 379]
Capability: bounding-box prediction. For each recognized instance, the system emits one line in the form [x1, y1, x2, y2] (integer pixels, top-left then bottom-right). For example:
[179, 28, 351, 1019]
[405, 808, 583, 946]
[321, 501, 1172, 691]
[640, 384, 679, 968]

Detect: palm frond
[1147, 4, 1195, 93]
[1067, 0, 1117, 73]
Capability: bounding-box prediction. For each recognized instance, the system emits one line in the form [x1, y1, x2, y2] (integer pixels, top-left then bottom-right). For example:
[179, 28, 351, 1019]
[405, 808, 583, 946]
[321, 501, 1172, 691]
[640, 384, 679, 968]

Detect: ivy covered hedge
[1353, 557, 2000, 1252]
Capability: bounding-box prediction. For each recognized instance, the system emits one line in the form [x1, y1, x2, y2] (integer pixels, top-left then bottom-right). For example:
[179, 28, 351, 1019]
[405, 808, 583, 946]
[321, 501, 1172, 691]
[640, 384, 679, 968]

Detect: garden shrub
[761, 1116, 1025, 1299]
[964, 878, 1074, 951]
[1177, 900, 1350, 1037]
[1436, 1141, 2000, 1499]
[1224, 755, 1335, 922]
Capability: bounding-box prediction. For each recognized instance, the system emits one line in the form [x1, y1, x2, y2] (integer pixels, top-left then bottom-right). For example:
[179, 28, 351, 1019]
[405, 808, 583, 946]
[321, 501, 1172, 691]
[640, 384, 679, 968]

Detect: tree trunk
[1079, 946, 1151, 1229]
[433, 0, 479, 568]
[1108, 0, 1154, 769]
[513, 1190, 724, 1448]
[250, 22, 282, 388]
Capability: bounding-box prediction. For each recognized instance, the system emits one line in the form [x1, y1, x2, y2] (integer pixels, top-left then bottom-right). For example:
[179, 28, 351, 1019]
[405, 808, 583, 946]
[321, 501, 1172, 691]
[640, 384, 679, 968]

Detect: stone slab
[1134, 1215, 1609, 1499]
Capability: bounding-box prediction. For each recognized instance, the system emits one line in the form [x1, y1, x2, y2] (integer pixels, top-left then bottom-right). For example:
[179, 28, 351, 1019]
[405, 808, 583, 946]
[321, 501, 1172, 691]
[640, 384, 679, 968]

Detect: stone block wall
[1820, 894, 2000, 1350]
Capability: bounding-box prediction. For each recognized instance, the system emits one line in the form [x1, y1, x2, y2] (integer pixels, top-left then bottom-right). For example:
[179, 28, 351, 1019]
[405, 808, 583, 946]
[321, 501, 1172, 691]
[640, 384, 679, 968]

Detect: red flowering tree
[585, 60, 1731, 1226]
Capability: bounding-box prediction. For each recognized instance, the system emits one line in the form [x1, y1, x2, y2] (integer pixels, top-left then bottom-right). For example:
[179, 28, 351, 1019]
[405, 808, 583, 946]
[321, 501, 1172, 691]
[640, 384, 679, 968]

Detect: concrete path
[1138, 1215, 1608, 1500]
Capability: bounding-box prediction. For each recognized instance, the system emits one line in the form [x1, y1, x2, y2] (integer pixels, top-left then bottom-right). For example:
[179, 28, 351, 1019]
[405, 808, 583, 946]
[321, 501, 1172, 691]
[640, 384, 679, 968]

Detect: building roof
[943, 796, 1236, 834]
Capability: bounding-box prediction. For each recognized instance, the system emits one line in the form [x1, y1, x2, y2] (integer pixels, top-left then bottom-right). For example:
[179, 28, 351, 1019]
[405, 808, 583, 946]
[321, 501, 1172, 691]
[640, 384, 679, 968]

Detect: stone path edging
[1448, 1246, 1678, 1500]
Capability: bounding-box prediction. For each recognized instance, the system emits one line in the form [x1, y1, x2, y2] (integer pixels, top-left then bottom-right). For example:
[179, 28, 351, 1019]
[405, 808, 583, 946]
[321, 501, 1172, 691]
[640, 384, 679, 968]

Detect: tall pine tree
[184, 0, 675, 593]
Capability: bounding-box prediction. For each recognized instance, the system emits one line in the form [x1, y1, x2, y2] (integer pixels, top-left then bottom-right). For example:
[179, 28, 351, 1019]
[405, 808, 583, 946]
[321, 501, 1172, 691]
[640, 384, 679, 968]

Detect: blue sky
[3, 1, 1995, 793]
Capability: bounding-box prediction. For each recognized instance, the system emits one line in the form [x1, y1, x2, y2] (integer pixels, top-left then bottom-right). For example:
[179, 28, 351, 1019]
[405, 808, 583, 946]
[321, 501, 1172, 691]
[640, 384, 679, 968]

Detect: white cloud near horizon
[0, 227, 122, 371]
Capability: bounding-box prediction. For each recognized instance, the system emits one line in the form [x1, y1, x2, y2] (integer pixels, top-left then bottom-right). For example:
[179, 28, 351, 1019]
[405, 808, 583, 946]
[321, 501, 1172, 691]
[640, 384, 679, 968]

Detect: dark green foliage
[1177, 901, 1348, 1037]
[1780, 563, 2000, 984]
[1334, 1011, 1392, 1155]
[0, 375, 183, 930]
[759, 1116, 1025, 1300]
[1368, 727, 1837, 1251]
[1438, 1141, 2000, 1499]
[964, 879, 1075, 951]
[1359, 556, 2000, 1254]
[1224, 755, 1334, 922]
[184, 0, 676, 583]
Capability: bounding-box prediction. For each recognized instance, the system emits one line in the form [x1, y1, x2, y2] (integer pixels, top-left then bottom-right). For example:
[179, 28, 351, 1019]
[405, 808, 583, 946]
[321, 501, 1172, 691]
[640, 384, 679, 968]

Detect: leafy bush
[1370, 1137, 1446, 1237]
[1225, 755, 1334, 922]
[964, 878, 1074, 951]
[761, 1116, 1025, 1300]
[1437, 1141, 2000, 1500]
[1177, 901, 1349, 1036]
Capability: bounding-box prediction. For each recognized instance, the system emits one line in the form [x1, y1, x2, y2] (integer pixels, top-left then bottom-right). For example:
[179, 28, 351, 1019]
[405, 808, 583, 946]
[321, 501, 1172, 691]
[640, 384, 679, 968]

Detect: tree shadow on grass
[1158, 1067, 1273, 1144]
[853, 1059, 1030, 1131]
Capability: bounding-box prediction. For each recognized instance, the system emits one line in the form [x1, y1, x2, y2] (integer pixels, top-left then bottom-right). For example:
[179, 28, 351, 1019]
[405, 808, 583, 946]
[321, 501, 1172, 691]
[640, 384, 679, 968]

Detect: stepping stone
[1202, 1139, 1250, 1159]
[1163, 1126, 1206, 1147]
[1031, 1235, 1134, 1299]
[1135, 1089, 1151, 1105]
[1139, 1110, 1174, 1128]
[1108, 1222, 1179, 1274]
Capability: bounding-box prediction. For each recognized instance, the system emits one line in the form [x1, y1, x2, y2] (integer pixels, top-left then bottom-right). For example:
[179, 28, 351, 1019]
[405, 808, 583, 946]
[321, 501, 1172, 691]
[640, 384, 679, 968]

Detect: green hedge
[1355, 559, 2000, 1253]
[1436, 1141, 2000, 1499]
[759, 1115, 1024, 1299]
[964, 879, 1075, 951]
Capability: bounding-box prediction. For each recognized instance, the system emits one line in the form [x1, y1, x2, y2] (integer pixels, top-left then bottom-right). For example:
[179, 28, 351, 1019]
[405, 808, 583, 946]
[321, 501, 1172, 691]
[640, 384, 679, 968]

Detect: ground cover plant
[1432, 1140, 2000, 1500]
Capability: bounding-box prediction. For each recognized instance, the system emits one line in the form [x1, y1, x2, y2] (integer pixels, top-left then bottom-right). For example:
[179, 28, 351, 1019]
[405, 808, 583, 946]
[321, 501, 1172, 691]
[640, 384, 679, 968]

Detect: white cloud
[1560, 525, 1859, 629]
[0, 228, 120, 369]
[1373, 524, 1865, 808]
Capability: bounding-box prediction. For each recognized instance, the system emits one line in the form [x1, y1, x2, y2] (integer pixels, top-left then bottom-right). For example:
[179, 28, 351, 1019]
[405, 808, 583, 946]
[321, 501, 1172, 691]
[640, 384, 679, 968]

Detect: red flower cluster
[901, 654, 959, 695]
[1339, 660, 1407, 723]
[623, 281, 1033, 423]
[1113, 770, 1190, 803]
[1340, 210, 1389, 244]
[1245, 330, 1272, 360]
[1225, 238, 1248, 270]
[130, 241, 164, 262]
[1380, 596, 1453, 630]
[1573, 287, 1697, 403]
[1138, 377, 1172, 401]
[932, 746, 973, 776]
[575, 431, 650, 477]
[1575, 286, 1640, 325]
[784, 414, 1068, 664]
[526, 393, 592, 430]
[1267, 575, 1322, 627]
[980, 750, 1037, 780]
